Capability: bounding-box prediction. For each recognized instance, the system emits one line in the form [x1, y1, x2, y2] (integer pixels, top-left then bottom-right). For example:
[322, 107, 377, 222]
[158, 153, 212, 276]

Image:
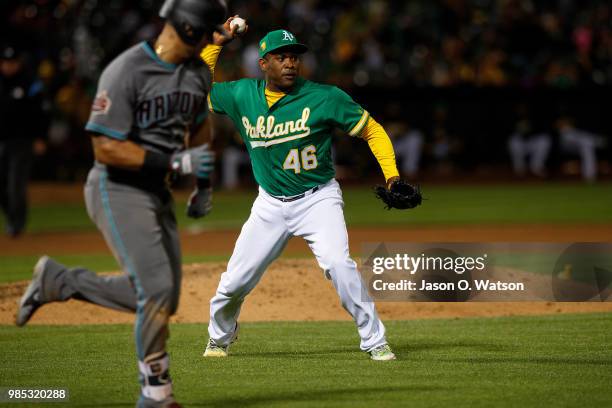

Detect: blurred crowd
[7, 0, 612, 86]
[0, 0, 611, 187]
[257, 0, 612, 88]
[215, 0, 612, 88]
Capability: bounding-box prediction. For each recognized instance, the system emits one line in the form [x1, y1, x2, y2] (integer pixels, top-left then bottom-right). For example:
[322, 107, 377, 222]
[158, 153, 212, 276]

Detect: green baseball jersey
[209, 77, 369, 196]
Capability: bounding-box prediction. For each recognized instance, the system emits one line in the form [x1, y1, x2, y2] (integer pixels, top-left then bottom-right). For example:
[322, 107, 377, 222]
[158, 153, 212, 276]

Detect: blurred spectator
[556, 116, 606, 182]
[393, 123, 424, 179]
[508, 105, 551, 177]
[427, 104, 462, 176]
[213, 116, 251, 190]
[222, 143, 250, 190]
[0, 41, 48, 237]
[430, 126, 456, 175]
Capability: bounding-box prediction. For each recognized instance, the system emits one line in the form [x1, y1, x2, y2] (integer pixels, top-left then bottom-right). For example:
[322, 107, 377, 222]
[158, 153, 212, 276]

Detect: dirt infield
[1, 259, 611, 325]
[2, 183, 610, 324]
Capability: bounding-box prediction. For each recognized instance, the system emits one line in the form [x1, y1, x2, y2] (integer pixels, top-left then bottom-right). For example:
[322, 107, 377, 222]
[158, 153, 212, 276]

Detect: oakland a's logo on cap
[282, 30, 294, 41]
[258, 29, 307, 57]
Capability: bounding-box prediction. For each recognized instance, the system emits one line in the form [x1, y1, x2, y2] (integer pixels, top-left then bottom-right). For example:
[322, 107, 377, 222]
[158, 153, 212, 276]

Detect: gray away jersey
[86, 41, 211, 154]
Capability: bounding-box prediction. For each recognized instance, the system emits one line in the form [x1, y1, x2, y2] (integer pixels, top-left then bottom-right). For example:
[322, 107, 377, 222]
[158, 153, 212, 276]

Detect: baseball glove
[374, 179, 422, 210]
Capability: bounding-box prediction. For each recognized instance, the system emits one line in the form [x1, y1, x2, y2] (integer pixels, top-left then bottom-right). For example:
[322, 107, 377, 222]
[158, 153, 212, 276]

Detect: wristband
[386, 176, 400, 189]
[143, 150, 172, 171]
[197, 178, 211, 189]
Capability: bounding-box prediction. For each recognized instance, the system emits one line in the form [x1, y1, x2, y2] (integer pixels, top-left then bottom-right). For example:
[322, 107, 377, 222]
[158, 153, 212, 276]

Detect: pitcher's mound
[1, 259, 611, 325]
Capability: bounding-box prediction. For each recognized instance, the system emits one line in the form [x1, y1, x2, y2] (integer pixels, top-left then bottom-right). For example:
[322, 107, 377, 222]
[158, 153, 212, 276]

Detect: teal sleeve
[194, 101, 209, 126]
[85, 60, 135, 140]
[326, 87, 370, 136]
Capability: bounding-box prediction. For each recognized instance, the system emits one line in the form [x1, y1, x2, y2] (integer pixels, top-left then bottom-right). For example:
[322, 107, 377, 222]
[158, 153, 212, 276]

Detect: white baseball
[230, 17, 246, 34]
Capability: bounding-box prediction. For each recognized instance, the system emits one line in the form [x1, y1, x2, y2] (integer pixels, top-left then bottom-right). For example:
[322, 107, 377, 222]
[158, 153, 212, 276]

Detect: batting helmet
[159, 0, 227, 46]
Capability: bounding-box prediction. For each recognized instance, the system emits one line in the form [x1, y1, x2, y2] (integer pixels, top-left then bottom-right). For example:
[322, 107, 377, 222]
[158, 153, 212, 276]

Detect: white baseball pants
[208, 179, 387, 351]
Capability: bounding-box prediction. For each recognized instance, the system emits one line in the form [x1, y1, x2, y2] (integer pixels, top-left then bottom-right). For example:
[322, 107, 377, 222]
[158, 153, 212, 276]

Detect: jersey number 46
[283, 145, 318, 174]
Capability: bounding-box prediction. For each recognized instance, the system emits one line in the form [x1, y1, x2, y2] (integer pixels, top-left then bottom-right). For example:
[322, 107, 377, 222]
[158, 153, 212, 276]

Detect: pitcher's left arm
[358, 117, 400, 188]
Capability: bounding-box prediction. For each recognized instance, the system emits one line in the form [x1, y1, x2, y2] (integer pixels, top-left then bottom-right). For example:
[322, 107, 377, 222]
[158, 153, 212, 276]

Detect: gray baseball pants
[41, 167, 181, 360]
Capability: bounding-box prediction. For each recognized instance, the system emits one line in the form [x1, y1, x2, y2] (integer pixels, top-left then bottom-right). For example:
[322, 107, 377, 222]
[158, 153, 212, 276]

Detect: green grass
[345, 182, 612, 226]
[3, 183, 612, 233]
[0, 314, 611, 407]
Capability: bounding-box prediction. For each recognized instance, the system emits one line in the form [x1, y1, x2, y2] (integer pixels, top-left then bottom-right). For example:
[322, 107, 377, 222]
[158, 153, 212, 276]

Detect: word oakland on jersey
[208, 77, 370, 196]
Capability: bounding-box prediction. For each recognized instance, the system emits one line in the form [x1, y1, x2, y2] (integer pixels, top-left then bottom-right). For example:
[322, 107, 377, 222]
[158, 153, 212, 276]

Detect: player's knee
[322, 256, 356, 275]
[217, 271, 258, 300]
[144, 283, 179, 314]
[218, 284, 249, 301]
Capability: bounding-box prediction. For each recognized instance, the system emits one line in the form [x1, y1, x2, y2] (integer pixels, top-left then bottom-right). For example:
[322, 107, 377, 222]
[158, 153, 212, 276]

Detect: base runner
[14, 2, 239, 407]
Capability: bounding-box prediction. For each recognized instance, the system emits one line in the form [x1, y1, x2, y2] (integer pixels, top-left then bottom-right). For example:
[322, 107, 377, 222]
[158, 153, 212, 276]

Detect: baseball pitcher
[15, 2, 238, 407]
[200, 29, 421, 361]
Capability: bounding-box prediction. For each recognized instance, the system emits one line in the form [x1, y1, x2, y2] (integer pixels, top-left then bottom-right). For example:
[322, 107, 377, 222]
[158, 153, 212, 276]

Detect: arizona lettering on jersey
[209, 78, 369, 196]
[136, 91, 206, 128]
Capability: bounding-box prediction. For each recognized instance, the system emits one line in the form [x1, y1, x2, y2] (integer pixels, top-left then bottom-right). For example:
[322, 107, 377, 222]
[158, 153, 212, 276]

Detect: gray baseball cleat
[137, 395, 181, 408]
[369, 344, 397, 361]
[15, 256, 51, 326]
[203, 338, 230, 357]
[203, 323, 239, 357]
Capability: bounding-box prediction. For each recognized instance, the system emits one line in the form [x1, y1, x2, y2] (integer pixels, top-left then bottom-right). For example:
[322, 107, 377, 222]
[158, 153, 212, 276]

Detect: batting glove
[171, 144, 215, 178]
[187, 186, 213, 219]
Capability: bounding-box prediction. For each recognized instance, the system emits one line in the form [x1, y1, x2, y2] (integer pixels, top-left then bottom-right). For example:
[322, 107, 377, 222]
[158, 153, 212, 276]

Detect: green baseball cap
[259, 29, 308, 58]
